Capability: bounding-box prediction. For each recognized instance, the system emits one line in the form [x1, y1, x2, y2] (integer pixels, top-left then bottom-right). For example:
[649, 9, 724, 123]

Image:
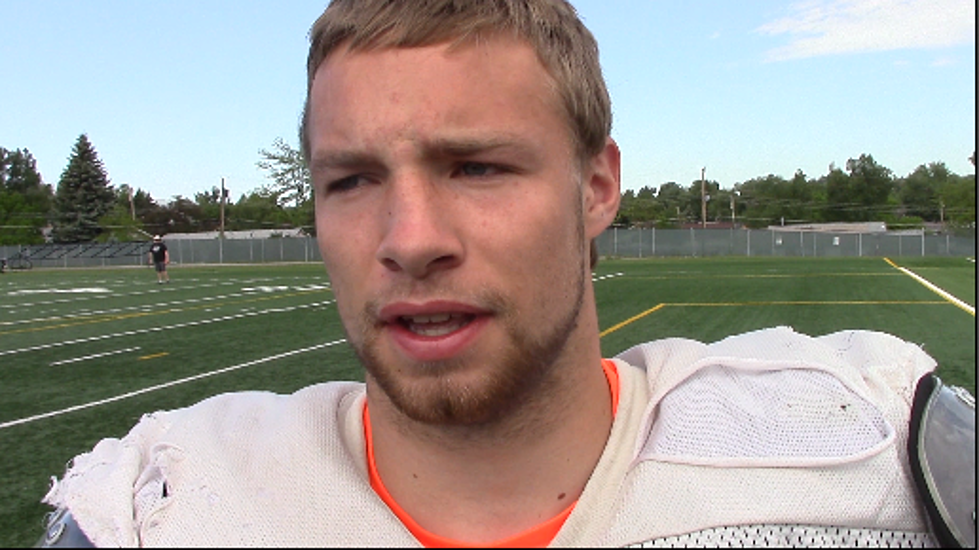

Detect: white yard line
[0, 339, 346, 430]
[0, 300, 335, 357]
[50, 347, 141, 366]
[0, 277, 329, 310]
[592, 272, 625, 282]
[1, 283, 330, 327]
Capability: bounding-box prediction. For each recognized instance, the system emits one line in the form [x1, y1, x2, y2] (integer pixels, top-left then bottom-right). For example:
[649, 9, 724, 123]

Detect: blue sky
[2, 0, 975, 204]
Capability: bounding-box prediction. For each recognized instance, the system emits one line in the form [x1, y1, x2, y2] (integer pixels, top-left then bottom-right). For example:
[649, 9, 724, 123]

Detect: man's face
[308, 38, 599, 426]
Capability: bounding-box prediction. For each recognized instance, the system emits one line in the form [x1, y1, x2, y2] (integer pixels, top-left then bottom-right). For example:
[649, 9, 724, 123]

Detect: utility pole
[730, 193, 736, 227]
[700, 167, 707, 229]
[127, 185, 135, 221]
[220, 177, 226, 239]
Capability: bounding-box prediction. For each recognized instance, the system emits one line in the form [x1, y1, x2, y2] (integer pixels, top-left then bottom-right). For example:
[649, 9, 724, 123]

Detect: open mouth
[399, 313, 475, 337]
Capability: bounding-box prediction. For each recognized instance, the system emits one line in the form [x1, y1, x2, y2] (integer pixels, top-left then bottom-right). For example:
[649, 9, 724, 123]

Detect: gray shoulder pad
[908, 372, 976, 548]
[35, 508, 95, 548]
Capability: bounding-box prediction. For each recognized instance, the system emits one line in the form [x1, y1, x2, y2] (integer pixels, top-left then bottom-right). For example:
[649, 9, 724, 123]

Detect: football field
[0, 256, 974, 546]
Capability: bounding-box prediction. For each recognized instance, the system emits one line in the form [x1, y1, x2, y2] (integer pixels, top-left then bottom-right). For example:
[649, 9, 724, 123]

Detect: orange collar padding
[364, 359, 619, 547]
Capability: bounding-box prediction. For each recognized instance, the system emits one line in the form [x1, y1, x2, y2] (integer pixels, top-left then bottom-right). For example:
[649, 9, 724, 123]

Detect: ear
[583, 137, 621, 240]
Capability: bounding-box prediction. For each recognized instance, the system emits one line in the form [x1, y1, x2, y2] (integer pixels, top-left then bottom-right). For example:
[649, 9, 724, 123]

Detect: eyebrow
[310, 134, 542, 175]
[310, 150, 379, 174]
[429, 135, 537, 158]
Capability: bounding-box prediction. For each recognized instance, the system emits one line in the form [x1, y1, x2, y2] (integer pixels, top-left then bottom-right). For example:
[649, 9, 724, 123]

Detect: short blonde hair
[300, 0, 611, 167]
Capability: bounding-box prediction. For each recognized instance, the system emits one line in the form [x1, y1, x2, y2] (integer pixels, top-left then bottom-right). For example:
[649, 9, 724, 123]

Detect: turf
[0, 256, 974, 546]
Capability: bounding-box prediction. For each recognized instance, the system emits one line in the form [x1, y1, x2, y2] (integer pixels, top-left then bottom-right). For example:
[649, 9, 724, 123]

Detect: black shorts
[154, 261, 167, 272]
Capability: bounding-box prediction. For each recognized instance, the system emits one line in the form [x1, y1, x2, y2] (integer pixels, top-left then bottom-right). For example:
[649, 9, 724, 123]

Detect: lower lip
[386, 315, 490, 362]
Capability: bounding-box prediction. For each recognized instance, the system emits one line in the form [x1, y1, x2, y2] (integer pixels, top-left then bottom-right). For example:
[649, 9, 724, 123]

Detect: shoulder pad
[36, 508, 95, 548]
[908, 373, 976, 548]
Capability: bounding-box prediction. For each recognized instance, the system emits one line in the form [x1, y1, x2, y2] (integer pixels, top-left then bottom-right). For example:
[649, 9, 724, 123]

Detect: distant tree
[739, 174, 788, 228]
[2, 147, 44, 194]
[230, 190, 290, 231]
[163, 196, 207, 234]
[824, 164, 855, 222]
[1, 147, 53, 244]
[194, 186, 226, 232]
[616, 185, 661, 227]
[257, 138, 312, 209]
[656, 182, 687, 225]
[96, 185, 154, 241]
[939, 173, 976, 226]
[130, 187, 164, 224]
[51, 134, 116, 242]
[685, 179, 720, 224]
[898, 163, 946, 221]
[843, 154, 893, 221]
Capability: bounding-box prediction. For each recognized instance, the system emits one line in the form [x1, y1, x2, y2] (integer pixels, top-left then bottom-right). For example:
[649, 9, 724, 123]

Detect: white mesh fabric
[643, 365, 894, 465]
[43, 383, 422, 547]
[594, 329, 934, 546]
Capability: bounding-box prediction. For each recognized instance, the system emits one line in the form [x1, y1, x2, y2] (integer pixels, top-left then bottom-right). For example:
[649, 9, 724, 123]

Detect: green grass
[1, 257, 975, 546]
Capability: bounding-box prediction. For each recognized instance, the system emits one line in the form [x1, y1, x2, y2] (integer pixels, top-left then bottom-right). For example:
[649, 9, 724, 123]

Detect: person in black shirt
[148, 235, 170, 284]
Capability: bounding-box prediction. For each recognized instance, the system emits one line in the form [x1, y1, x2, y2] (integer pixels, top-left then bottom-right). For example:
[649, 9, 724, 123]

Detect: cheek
[317, 228, 363, 305]
[501, 196, 583, 286]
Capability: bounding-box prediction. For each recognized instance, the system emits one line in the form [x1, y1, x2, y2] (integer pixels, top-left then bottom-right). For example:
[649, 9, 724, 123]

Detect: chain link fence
[595, 228, 976, 258]
[0, 238, 323, 269]
[1, 228, 975, 270]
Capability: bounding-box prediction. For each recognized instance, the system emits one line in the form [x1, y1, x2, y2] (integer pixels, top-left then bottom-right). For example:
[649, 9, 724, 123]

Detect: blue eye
[458, 162, 500, 177]
[327, 175, 363, 193]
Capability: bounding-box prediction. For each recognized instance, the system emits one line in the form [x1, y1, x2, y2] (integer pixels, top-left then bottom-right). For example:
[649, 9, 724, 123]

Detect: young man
[148, 235, 169, 284]
[38, 0, 973, 547]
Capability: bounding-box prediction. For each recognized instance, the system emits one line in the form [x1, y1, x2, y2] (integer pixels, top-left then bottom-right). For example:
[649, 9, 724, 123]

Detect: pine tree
[52, 134, 116, 242]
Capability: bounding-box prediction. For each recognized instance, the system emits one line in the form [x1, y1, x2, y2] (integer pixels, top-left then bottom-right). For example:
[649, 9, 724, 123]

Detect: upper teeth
[405, 313, 454, 324]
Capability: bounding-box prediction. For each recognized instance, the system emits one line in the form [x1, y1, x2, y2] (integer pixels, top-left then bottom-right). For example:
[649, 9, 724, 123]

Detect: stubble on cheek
[349, 264, 585, 429]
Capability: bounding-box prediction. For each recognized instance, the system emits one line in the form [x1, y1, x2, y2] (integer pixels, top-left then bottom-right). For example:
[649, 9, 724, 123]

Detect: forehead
[307, 37, 573, 157]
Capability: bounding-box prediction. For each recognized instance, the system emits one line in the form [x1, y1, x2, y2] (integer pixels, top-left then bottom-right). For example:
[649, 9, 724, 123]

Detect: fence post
[651, 227, 656, 257]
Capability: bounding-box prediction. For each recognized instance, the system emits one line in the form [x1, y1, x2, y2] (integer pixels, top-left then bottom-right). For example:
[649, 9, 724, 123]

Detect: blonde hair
[300, 0, 610, 166]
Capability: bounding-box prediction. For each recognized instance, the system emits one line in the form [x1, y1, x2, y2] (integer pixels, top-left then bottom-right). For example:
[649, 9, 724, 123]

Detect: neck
[367, 295, 612, 543]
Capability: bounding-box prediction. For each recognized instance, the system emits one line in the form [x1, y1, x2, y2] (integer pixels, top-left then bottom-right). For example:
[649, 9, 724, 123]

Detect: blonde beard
[355, 273, 584, 430]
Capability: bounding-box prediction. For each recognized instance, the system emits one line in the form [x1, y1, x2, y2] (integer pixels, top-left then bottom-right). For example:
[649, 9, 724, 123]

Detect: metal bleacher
[4, 241, 150, 269]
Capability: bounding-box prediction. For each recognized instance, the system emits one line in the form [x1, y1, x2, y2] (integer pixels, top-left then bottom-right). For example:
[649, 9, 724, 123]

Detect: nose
[376, 174, 463, 279]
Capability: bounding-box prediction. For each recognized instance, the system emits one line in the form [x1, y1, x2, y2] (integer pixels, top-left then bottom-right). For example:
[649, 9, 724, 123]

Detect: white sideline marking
[0, 277, 330, 311]
[50, 347, 141, 366]
[242, 285, 291, 292]
[592, 272, 625, 282]
[897, 266, 975, 316]
[0, 339, 347, 430]
[8, 287, 111, 295]
[0, 300, 335, 357]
